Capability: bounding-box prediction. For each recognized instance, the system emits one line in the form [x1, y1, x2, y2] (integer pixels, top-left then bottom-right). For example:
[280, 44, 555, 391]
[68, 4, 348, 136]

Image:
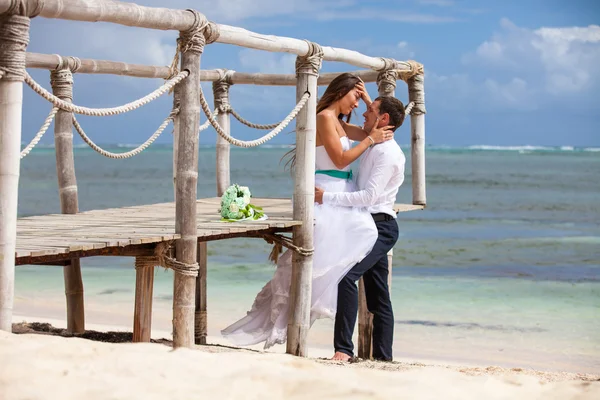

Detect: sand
[1, 322, 599, 400]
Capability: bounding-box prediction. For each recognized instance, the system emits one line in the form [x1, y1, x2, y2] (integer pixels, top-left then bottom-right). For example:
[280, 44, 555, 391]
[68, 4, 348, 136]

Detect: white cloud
[462, 19, 600, 95]
[427, 71, 539, 112]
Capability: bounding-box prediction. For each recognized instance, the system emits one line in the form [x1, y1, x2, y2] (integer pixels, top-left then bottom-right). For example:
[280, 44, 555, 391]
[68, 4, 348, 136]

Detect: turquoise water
[14, 145, 600, 372]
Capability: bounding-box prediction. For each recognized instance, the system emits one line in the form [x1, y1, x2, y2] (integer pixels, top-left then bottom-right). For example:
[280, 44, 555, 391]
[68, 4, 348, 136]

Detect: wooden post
[173, 21, 210, 347]
[194, 241, 207, 345]
[172, 26, 204, 348]
[133, 256, 155, 342]
[357, 71, 398, 359]
[50, 67, 85, 334]
[0, 13, 29, 332]
[212, 73, 231, 197]
[286, 48, 320, 356]
[172, 84, 180, 206]
[408, 74, 426, 206]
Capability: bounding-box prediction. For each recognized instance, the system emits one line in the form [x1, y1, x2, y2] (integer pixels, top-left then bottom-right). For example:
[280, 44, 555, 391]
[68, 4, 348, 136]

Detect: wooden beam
[25, 52, 400, 86]
[4, 1, 414, 71]
[15, 243, 158, 266]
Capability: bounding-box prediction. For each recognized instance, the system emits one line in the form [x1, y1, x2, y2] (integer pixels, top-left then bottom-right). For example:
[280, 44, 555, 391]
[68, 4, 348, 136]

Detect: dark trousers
[334, 216, 399, 361]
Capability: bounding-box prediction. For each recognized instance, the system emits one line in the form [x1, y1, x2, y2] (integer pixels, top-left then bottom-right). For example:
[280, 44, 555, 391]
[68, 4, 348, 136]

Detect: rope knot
[4, 0, 43, 17]
[0, 14, 30, 81]
[398, 60, 424, 82]
[295, 40, 324, 77]
[53, 54, 82, 73]
[50, 68, 74, 101]
[213, 69, 232, 108]
[263, 233, 315, 264]
[151, 241, 200, 277]
[376, 69, 398, 96]
[407, 72, 426, 115]
[377, 57, 396, 72]
[167, 10, 220, 79]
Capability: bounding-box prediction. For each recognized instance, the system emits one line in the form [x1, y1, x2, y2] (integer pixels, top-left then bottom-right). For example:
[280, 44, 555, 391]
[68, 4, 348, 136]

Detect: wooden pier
[1, 0, 426, 357]
[15, 198, 300, 266]
[14, 199, 423, 344]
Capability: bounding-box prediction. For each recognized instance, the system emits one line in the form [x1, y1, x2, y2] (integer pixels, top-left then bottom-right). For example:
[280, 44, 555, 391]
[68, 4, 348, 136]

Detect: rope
[72, 108, 178, 159]
[263, 233, 315, 265]
[226, 106, 282, 130]
[377, 70, 398, 97]
[50, 68, 74, 101]
[53, 54, 82, 73]
[0, 14, 29, 81]
[198, 114, 212, 132]
[24, 70, 188, 116]
[146, 241, 199, 277]
[404, 101, 415, 116]
[4, 0, 43, 17]
[296, 40, 324, 77]
[20, 107, 58, 159]
[211, 70, 283, 131]
[167, 9, 219, 79]
[198, 84, 310, 148]
[397, 60, 424, 82]
[135, 243, 199, 277]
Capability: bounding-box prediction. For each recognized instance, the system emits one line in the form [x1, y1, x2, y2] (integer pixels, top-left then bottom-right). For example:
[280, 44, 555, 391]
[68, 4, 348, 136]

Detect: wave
[20, 142, 600, 153]
[431, 145, 600, 154]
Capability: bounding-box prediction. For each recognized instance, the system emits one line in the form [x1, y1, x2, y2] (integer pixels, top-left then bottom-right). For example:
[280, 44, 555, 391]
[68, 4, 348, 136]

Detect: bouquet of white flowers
[219, 184, 266, 222]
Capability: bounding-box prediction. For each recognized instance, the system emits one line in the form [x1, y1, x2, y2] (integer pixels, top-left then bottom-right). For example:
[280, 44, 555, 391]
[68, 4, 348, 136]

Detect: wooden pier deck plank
[15, 198, 423, 265]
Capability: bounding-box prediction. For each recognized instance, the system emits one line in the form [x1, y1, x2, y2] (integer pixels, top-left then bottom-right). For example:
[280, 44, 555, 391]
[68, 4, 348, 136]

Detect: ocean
[13, 144, 600, 373]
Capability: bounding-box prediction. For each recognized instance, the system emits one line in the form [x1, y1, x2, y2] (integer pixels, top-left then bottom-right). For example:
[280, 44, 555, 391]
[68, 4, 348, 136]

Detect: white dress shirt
[322, 140, 405, 218]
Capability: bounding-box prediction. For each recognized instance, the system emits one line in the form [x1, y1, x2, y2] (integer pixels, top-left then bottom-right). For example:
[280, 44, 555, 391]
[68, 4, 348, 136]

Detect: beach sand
[1, 319, 598, 400]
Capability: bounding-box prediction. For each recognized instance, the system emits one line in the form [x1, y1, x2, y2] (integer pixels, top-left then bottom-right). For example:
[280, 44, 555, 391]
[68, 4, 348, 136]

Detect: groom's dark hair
[375, 96, 405, 132]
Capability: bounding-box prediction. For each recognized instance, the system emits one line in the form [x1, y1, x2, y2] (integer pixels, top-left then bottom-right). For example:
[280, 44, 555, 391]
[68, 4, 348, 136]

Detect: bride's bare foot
[331, 351, 352, 361]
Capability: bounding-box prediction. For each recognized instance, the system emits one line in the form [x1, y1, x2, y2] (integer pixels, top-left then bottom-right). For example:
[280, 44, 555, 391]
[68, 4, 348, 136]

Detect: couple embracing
[222, 73, 406, 362]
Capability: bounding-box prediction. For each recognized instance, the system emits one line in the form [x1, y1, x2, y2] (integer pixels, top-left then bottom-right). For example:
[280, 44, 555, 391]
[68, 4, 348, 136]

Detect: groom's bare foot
[331, 351, 352, 361]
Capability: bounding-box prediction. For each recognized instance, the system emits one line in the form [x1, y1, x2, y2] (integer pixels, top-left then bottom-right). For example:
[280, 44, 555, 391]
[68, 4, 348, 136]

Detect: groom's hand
[315, 187, 324, 204]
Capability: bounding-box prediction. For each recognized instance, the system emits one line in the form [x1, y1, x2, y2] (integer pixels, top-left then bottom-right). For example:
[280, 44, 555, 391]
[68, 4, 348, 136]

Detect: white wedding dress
[221, 136, 378, 349]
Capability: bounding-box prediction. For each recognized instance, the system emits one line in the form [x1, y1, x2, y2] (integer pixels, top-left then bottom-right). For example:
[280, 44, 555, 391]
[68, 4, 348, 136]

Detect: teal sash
[315, 169, 353, 180]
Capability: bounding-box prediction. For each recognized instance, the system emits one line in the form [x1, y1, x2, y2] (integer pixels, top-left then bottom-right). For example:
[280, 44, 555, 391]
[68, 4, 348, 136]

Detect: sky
[21, 0, 600, 148]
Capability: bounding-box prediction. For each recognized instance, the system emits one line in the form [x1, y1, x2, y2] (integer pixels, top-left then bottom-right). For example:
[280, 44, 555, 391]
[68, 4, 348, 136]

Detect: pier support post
[408, 74, 426, 206]
[173, 15, 216, 348]
[194, 241, 207, 345]
[213, 71, 232, 197]
[51, 64, 85, 334]
[0, 12, 30, 332]
[133, 256, 155, 342]
[286, 44, 321, 356]
[357, 71, 398, 359]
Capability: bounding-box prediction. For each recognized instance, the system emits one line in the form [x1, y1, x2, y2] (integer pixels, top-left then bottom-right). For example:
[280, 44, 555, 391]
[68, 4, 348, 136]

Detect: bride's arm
[340, 120, 368, 141]
[341, 79, 372, 141]
[318, 114, 375, 169]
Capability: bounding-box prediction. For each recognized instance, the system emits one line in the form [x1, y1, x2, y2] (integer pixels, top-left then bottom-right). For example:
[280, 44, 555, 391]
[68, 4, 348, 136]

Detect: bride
[221, 73, 395, 348]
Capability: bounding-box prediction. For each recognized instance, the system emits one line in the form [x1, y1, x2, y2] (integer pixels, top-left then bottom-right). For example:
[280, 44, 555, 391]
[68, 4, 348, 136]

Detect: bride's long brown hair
[282, 73, 362, 171]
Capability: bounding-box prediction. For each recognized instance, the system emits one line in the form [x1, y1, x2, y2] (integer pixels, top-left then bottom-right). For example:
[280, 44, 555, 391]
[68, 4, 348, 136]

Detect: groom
[315, 96, 407, 362]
